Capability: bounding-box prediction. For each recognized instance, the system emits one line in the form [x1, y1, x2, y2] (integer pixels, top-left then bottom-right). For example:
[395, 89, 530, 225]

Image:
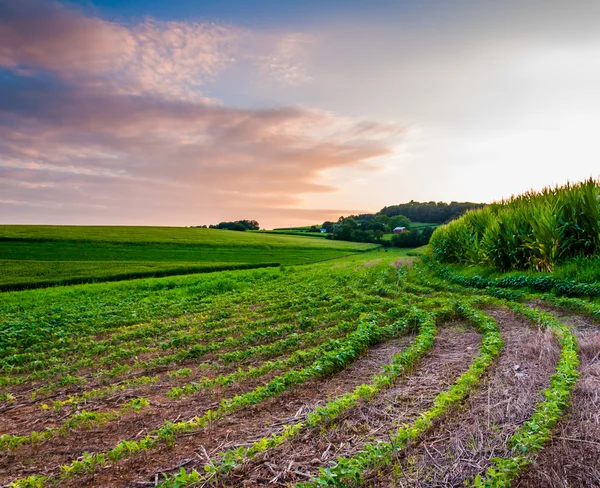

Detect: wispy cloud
[256, 33, 314, 85]
[0, 0, 404, 226]
[0, 0, 242, 101]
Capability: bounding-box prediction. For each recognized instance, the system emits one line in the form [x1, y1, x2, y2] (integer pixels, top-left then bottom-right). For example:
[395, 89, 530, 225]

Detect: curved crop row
[0, 305, 354, 392]
[0, 320, 365, 451]
[7, 308, 415, 487]
[298, 303, 503, 487]
[472, 305, 580, 487]
[1, 303, 338, 377]
[430, 263, 600, 298]
[0, 398, 151, 452]
[157, 306, 439, 486]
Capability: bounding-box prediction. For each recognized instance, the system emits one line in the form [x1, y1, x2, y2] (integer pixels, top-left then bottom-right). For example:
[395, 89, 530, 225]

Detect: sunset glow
[1, 0, 599, 228]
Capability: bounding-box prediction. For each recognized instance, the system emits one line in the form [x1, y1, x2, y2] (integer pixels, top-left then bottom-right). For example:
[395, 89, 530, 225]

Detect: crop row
[0, 299, 362, 391]
[299, 302, 503, 487]
[1, 320, 369, 451]
[0, 292, 340, 376]
[1, 262, 383, 358]
[431, 263, 600, 298]
[157, 305, 440, 486]
[1, 263, 411, 390]
[473, 304, 580, 487]
[0, 398, 151, 451]
[7, 303, 416, 487]
[405, 265, 585, 487]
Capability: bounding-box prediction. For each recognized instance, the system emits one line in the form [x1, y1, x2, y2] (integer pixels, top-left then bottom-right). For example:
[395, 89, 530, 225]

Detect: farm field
[0, 226, 376, 291]
[0, 240, 598, 487]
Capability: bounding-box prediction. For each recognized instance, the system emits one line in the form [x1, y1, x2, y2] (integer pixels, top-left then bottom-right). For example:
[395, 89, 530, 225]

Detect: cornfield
[429, 178, 600, 271]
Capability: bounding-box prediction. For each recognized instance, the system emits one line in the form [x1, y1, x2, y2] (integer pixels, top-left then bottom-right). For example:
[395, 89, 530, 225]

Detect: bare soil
[220, 321, 481, 487]
[516, 306, 600, 488]
[0, 333, 415, 487]
[361, 308, 561, 487]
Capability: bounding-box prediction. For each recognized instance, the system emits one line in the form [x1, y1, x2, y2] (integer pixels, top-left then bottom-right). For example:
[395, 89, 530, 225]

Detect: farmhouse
[320, 228, 327, 233]
[393, 226, 407, 234]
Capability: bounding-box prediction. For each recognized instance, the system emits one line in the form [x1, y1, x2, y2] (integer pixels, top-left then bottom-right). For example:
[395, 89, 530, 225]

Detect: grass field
[0, 226, 377, 290]
[0, 225, 372, 248]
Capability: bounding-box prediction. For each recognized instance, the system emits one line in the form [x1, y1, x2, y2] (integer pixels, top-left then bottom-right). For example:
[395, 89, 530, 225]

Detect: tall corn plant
[558, 178, 600, 258]
[429, 178, 600, 272]
[523, 201, 561, 272]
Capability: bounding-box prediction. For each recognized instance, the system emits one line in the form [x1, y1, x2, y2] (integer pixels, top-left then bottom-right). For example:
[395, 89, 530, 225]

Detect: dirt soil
[220, 321, 481, 487]
[516, 305, 600, 488]
[0, 323, 348, 439]
[360, 308, 561, 487]
[1, 333, 416, 487]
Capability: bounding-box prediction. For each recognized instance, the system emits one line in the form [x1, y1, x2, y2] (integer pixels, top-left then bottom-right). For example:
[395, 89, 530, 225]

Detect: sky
[1, 1, 600, 228]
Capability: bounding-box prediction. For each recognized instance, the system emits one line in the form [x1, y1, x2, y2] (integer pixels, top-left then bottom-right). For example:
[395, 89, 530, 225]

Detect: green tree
[389, 215, 411, 230]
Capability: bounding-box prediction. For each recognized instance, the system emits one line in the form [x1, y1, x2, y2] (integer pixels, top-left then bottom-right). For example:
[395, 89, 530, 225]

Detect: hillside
[0, 226, 377, 291]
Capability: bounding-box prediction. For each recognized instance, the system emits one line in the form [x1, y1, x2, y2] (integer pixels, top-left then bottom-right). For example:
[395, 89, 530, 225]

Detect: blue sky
[1, 0, 600, 227]
[64, 0, 423, 27]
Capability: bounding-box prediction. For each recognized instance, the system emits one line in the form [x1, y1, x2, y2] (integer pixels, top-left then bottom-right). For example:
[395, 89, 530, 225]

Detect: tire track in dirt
[516, 306, 600, 488]
[221, 321, 480, 487]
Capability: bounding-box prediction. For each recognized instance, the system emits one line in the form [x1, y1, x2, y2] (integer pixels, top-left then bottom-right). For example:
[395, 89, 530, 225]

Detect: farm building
[393, 227, 407, 234]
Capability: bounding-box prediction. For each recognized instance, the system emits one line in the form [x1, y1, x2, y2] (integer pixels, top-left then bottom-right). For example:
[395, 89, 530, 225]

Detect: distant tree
[230, 222, 247, 231]
[392, 230, 421, 248]
[389, 215, 412, 230]
[321, 221, 335, 233]
[211, 219, 260, 231]
[419, 226, 435, 245]
[342, 217, 359, 229]
[321, 200, 482, 246]
[237, 220, 260, 230]
[379, 201, 485, 223]
[333, 224, 353, 241]
[365, 221, 386, 233]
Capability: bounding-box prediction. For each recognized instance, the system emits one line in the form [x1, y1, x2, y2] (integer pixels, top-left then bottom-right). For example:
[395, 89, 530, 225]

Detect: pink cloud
[0, 0, 405, 228]
[0, 1, 242, 100]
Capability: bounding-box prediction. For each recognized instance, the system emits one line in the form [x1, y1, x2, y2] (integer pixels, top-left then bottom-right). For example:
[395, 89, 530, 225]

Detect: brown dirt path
[220, 321, 480, 487]
[516, 306, 600, 488]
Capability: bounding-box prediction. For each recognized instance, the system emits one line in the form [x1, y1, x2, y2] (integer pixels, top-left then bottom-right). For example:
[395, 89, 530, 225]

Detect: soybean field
[0, 239, 598, 487]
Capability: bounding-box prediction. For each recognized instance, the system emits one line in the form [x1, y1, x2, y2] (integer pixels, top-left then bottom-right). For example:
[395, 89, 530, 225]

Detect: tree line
[321, 201, 484, 248]
[201, 220, 260, 231]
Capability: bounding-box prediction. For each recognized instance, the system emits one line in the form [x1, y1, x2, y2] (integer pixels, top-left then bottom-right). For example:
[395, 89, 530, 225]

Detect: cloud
[255, 33, 314, 85]
[0, 0, 242, 100]
[0, 1, 405, 227]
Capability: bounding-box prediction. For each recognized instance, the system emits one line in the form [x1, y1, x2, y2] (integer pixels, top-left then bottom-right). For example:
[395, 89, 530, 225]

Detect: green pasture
[0, 226, 377, 291]
[0, 225, 372, 249]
